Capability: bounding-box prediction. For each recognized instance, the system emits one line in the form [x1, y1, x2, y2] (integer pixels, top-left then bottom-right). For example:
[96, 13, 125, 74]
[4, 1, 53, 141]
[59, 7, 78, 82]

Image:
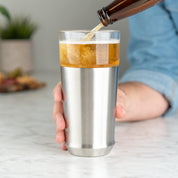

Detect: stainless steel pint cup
[59, 30, 120, 157]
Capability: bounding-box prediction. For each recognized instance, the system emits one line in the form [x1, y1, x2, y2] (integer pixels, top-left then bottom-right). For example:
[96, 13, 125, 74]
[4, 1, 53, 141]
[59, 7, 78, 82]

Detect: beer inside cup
[59, 40, 120, 68]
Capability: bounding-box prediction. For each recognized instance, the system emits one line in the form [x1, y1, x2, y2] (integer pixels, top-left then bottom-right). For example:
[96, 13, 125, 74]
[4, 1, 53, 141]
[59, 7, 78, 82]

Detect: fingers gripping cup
[59, 30, 120, 157]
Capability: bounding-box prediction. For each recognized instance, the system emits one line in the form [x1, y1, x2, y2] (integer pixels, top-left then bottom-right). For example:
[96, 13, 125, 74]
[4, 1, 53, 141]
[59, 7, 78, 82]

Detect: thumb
[115, 104, 126, 119]
[115, 87, 129, 120]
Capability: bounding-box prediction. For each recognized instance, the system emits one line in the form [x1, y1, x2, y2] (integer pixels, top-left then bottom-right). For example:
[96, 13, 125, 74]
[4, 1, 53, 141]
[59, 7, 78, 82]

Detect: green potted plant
[0, 5, 37, 73]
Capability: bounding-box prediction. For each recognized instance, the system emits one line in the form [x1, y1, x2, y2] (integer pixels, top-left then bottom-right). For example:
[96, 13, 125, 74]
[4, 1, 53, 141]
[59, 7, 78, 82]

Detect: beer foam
[59, 39, 120, 44]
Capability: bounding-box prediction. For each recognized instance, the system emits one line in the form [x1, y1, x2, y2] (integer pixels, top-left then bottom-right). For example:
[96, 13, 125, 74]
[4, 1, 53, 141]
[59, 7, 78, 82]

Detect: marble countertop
[0, 71, 178, 178]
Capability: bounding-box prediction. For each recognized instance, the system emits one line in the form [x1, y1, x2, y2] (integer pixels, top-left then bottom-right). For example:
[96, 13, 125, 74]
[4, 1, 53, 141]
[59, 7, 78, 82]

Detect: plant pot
[0, 40, 33, 73]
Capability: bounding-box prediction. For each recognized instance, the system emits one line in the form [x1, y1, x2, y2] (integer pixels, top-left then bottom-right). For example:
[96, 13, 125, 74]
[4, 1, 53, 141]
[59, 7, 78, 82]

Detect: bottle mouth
[97, 8, 112, 26]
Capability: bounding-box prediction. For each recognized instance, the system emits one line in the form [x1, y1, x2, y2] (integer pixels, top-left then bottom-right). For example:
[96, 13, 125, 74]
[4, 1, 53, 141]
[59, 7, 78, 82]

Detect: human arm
[120, 2, 178, 116]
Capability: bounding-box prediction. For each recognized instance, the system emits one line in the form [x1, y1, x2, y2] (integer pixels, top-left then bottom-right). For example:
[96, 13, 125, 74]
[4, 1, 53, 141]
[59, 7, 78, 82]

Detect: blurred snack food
[0, 73, 4, 83]
[7, 68, 22, 79]
[16, 75, 36, 84]
[0, 69, 45, 93]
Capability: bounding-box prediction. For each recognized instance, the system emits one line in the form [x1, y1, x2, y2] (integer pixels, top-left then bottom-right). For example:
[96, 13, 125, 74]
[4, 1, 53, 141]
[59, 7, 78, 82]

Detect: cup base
[67, 145, 114, 157]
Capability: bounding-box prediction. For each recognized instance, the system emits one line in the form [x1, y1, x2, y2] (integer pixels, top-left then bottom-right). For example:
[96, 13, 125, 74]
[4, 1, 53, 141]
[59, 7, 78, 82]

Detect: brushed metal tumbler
[61, 67, 119, 156]
[59, 30, 120, 157]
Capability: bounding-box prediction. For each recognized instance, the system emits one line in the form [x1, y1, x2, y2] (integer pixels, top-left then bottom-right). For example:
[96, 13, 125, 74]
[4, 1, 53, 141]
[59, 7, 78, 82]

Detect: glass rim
[59, 30, 120, 33]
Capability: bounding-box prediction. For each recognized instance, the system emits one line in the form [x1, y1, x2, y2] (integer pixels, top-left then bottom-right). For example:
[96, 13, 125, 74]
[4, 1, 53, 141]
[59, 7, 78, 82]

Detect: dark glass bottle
[98, 0, 163, 26]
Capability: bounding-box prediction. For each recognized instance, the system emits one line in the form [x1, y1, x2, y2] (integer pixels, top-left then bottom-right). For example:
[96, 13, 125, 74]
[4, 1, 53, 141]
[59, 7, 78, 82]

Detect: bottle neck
[97, 8, 112, 26]
[98, 0, 163, 26]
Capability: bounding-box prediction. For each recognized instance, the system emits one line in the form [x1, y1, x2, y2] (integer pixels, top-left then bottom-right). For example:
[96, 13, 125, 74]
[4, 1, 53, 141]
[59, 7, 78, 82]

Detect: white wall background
[0, 0, 130, 76]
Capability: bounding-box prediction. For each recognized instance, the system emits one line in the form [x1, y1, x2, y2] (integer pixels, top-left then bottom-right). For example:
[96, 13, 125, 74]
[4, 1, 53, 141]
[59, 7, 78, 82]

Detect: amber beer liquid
[60, 40, 120, 68]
